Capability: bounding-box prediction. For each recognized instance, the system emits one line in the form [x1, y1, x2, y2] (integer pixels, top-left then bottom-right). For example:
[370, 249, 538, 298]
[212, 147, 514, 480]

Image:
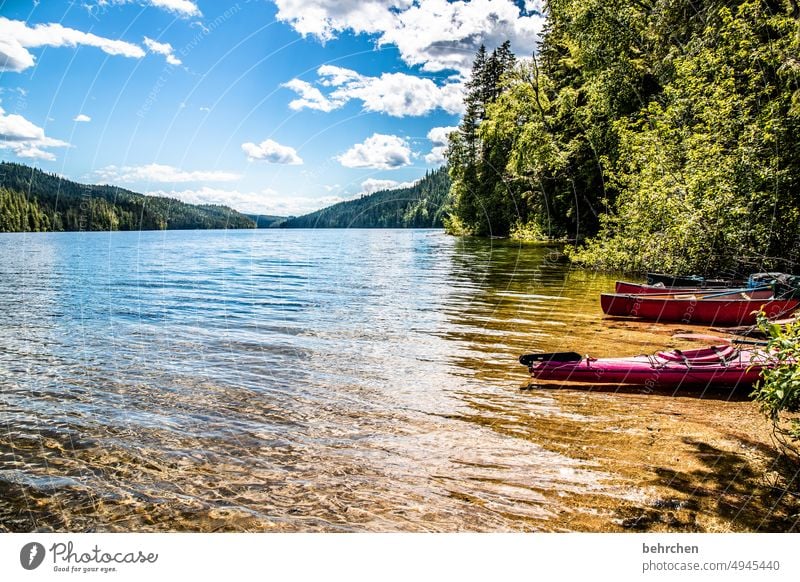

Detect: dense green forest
[281, 167, 451, 228]
[0, 162, 256, 231]
[446, 0, 800, 274]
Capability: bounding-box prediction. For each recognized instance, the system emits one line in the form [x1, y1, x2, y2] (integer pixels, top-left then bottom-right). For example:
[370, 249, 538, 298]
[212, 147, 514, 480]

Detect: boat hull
[600, 293, 797, 325]
[527, 346, 764, 387]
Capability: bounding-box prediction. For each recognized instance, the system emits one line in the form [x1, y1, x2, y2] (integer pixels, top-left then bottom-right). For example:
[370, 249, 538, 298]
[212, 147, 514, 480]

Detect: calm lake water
[0, 229, 794, 532]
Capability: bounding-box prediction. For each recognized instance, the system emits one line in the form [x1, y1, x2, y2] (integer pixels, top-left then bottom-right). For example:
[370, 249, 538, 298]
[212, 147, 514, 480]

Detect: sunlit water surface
[0, 229, 792, 532]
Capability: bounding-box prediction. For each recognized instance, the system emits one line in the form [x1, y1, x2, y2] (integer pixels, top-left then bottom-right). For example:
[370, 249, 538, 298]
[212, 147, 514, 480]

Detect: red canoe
[600, 290, 796, 325]
[614, 281, 757, 294]
[520, 345, 765, 387]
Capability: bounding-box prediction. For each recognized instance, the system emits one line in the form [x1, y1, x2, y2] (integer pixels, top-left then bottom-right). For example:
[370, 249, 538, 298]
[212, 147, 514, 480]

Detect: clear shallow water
[0, 229, 792, 532]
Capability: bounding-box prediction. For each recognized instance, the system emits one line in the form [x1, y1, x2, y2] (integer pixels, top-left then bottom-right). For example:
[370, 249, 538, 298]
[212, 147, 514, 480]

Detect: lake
[0, 229, 794, 531]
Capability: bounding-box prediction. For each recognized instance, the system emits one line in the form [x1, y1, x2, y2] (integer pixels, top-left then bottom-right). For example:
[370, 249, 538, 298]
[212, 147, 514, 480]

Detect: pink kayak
[519, 345, 765, 387]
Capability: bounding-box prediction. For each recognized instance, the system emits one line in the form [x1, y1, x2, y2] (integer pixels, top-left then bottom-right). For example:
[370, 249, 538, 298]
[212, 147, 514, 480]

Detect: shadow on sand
[617, 436, 800, 531]
[522, 382, 754, 403]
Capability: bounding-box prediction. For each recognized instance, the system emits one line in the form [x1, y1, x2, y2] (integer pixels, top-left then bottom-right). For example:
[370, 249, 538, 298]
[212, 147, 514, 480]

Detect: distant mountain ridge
[245, 214, 290, 228]
[0, 161, 451, 232]
[282, 167, 451, 228]
[0, 161, 256, 232]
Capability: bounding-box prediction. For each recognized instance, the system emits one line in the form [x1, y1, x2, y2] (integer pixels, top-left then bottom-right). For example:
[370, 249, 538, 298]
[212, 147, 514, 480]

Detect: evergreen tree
[446, 42, 520, 236]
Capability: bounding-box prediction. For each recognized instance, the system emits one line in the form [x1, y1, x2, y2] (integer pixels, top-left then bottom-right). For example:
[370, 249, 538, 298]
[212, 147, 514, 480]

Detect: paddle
[702, 285, 772, 299]
[672, 333, 767, 346]
[519, 352, 583, 366]
[620, 284, 771, 299]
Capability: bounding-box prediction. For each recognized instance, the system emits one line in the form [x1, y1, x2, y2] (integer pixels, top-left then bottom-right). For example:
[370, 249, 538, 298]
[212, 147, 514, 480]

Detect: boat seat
[656, 345, 737, 364]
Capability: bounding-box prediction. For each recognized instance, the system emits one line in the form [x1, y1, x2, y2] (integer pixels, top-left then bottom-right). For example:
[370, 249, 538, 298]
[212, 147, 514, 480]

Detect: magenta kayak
[519, 345, 765, 387]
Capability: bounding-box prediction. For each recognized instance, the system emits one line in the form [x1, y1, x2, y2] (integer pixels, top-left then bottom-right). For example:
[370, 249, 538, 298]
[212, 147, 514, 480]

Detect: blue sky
[0, 0, 545, 216]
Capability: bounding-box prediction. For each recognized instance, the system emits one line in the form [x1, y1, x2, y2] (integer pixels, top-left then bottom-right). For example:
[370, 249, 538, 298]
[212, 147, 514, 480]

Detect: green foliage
[447, 42, 523, 237]
[509, 220, 547, 242]
[446, 1, 800, 272]
[442, 213, 471, 236]
[571, 0, 800, 273]
[751, 313, 800, 459]
[282, 167, 450, 228]
[0, 187, 51, 232]
[0, 162, 256, 231]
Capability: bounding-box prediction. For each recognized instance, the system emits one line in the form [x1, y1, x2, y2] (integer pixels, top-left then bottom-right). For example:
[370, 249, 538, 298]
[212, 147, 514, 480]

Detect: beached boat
[618, 273, 792, 294]
[646, 273, 737, 288]
[600, 289, 796, 325]
[519, 345, 765, 387]
[614, 281, 753, 294]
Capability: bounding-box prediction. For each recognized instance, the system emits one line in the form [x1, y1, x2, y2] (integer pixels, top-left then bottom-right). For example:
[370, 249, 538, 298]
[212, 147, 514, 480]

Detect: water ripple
[0, 230, 781, 532]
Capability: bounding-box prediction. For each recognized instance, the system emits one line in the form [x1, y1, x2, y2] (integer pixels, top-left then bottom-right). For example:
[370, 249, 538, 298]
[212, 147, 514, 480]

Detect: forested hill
[282, 167, 450, 228]
[0, 162, 256, 231]
[447, 2, 800, 274]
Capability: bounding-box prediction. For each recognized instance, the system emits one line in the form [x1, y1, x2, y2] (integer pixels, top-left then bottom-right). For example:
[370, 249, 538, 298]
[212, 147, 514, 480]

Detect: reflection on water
[0, 230, 794, 532]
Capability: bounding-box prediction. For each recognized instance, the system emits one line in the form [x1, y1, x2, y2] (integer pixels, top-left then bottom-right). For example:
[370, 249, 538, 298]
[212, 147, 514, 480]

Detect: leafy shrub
[751, 314, 800, 459]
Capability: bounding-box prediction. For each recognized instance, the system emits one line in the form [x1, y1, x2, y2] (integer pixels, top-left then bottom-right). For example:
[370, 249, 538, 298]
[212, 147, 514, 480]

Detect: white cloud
[424, 125, 457, 164]
[274, 0, 545, 74]
[0, 106, 69, 161]
[427, 126, 458, 145]
[273, 0, 405, 42]
[284, 65, 464, 117]
[336, 133, 413, 169]
[88, 1, 202, 18]
[148, 0, 201, 17]
[283, 79, 341, 112]
[95, 163, 241, 183]
[73, 114, 92, 123]
[0, 35, 35, 72]
[0, 108, 46, 142]
[0, 17, 145, 73]
[147, 186, 272, 214]
[147, 186, 344, 216]
[242, 139, 303, 165]
[524, 0, 547, 13]
[317, 66, 363, 87]
[328, 67, 463, 117]
[382, 0, 544, 73]
[359, 178, 415, 195]
[425, 147, 447, 165]
[143, 36, 182, 65]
